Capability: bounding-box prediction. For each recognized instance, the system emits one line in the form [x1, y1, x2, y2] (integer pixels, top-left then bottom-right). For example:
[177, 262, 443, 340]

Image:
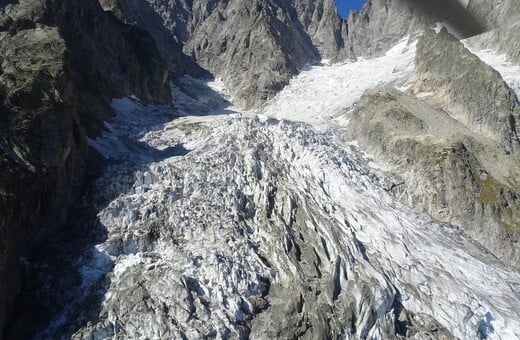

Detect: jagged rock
[414, 28, 520, 153]
[98, 0, 208, 79]
[184, 0, 321, 108]
[341, 0, 520, 61]
[343, 0, 429, 59]
[292, 0, 347, 60]
[143, 0, 347, 108]
[467, 0, 520, 64]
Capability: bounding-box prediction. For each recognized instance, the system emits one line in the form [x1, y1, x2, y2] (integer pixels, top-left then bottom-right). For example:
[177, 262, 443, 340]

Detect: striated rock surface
[341, 0, 520, 61]
[414, 28, 520, 153]
[183, 0, 320, 108]
[292, 0, 347, 60]
[343, 0, 429, 59]
[97, 0, 209, 79]
[466, 0, 520, 64]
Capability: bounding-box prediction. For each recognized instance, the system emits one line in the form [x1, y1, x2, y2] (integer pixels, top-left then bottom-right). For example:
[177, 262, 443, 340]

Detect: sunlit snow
[259, 37, 416, 125]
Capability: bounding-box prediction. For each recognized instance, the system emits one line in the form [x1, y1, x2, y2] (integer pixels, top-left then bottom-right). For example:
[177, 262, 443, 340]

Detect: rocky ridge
[340, 28, 520, 268]
[343, 0, 520, 60]
[142, 0, 347, 108]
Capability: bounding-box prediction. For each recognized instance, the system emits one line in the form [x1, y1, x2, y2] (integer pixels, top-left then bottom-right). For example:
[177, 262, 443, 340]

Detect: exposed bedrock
[140, 0, 348, 108]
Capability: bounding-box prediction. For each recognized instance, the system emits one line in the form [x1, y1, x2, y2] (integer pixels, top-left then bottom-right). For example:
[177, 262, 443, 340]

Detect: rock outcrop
[343, 0, 429, 58]
[341, 0, 520, 61]
[292, 0, 347, 59]
[341, 29, 520, 268]
[97, 0, 209, 79]
[467, 0, 520, 64]
[0, 0, 174, 334]
[415, 28, 520, 153]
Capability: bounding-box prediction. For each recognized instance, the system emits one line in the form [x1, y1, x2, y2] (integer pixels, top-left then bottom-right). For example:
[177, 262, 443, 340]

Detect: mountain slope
[142, 0, 346, 108]
[3, 0, 520, 338]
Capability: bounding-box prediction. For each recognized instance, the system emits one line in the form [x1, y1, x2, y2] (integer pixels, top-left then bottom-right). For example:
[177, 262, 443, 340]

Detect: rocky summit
[1, 0, 520, 339]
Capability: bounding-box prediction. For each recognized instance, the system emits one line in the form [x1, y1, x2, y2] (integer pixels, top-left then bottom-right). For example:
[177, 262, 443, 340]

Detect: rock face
[83, 0, 520, 109]
[143, 0, 346, 108]
[343, 0, 428, 58]
[468, 0, 520, 64]
[97, 0, 209, 79]
[415, 28, 520, 153]
[292, 0, 347, 59]
[341, 0, 520, 60]
[0, 0, 174, 334]
[341, 29, 520, 268]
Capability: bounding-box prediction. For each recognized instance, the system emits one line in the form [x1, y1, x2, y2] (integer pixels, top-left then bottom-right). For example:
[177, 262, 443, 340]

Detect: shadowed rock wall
[0, 0, 174, 334]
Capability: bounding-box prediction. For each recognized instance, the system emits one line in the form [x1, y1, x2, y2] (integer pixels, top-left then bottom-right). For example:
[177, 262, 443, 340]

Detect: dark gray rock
[143, 0, 347, 108]
[292, 0, 347, 60]
[341, 0, 520, 62]
[343, 0, 429, 59]
[467, 0, 520, 64]
[0, 0, 174, 334]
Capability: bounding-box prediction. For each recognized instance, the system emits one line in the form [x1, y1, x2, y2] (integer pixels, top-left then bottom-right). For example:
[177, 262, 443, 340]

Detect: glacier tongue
[23, 38, 520, 339]
[74, 84, 520, 339]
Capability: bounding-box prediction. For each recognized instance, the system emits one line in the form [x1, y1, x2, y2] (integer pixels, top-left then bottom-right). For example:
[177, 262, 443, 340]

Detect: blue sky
[334, 0, 366, 18]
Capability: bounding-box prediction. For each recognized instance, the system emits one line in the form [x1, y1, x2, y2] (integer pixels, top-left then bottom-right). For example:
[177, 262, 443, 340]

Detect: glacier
[28, 38, 520, 339]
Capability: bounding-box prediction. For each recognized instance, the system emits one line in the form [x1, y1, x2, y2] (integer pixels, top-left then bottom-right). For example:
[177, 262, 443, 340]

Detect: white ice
[259, 37, 416, 125]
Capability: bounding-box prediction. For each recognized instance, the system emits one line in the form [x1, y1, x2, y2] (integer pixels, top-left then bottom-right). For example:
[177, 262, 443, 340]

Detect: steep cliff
[341, 0, 520, 60]
[343, 0, 427, 58]
[415, 28, 520, 153]
[468, 0, 520, 64]
[0, 0, 173, 334]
